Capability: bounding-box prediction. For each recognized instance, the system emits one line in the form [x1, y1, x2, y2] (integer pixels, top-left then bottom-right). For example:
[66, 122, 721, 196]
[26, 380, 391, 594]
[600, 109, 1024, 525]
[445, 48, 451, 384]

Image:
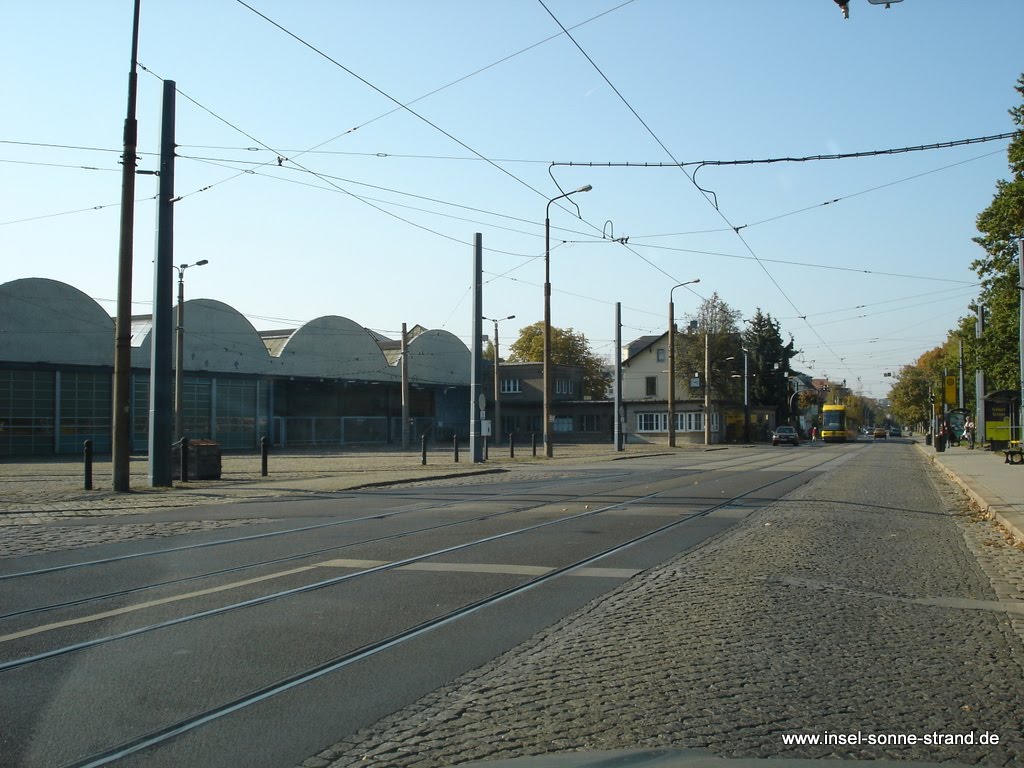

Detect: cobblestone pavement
[0, 444, 665, 520]
[0, 445, 669, 559]
[300, 446, 1024, 767]
[0, 517, 271, 559]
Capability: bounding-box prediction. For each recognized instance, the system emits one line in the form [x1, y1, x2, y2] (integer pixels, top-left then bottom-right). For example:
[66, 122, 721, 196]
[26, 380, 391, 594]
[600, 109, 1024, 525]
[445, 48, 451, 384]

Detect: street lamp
[484, 314, 516, 446]
[667, 279, 700, 447]
[726, 348, 750, 442]
[173, 259, 208, 441]
[544, 184, 591, 458]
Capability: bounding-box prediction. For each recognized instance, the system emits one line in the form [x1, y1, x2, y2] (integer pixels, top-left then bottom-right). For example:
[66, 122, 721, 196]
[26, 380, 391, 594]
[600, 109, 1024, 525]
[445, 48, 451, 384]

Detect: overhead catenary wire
[535, 0, 854, 383]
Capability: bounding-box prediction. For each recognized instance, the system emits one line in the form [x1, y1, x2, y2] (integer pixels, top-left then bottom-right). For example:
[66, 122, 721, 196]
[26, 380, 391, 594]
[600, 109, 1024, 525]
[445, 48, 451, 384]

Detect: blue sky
[3, 0, 1021, 399]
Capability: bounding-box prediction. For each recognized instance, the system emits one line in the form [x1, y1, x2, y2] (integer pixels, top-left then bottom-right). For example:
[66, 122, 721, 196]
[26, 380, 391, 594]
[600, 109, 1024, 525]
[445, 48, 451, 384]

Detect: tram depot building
[0, 278, 757, 458]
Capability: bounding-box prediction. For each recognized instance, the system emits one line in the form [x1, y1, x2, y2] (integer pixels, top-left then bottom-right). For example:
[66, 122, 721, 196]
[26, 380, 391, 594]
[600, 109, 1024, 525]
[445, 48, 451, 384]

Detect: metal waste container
[172, 439, 222, 480]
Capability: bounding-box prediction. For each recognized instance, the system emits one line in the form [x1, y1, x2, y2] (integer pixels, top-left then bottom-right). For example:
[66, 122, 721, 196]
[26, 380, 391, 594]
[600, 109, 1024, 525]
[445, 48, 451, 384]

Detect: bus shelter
[984, 390, 1020, 452]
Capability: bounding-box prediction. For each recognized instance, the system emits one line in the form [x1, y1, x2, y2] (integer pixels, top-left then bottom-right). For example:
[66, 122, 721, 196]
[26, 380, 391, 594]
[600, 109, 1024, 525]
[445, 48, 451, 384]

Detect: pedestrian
[811, 426, 817, 442]
[963, 417, 975, 450]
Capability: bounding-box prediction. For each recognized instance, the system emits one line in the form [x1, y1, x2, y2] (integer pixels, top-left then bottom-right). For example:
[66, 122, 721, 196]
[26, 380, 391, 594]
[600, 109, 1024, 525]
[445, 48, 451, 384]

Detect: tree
[675, 293, 743, 403]
[889, 364, 931, 428]
[742, 308, 798, 417]
[971, 73, 1023, 393]
[507, 322, 609, 399]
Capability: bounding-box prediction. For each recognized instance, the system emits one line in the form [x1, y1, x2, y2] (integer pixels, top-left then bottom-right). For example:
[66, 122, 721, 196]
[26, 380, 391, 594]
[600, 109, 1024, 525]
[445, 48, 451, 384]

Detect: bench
[1004, 442, 1023, 465]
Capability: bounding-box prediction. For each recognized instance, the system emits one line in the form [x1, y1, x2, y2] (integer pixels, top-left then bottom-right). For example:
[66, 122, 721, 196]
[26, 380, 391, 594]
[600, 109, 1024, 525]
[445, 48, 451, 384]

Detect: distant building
[0, 278, 471, 455]
[1, 278, 638, 456]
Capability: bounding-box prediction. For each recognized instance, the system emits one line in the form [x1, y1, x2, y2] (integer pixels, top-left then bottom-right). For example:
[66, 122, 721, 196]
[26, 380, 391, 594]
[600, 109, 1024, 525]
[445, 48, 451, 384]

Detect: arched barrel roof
[0, 278, 113, 366]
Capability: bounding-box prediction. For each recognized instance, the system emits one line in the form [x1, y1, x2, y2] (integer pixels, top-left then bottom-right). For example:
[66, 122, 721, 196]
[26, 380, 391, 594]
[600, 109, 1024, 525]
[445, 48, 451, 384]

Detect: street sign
[944, 376, 957, 406]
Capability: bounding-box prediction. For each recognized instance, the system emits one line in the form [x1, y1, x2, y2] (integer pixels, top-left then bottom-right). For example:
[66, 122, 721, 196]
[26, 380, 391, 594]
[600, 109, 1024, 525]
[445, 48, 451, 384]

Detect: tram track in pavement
[49, 445, 863, 768]
[0, 446, 835, 624]
[0, 463, 731, 666]
[1, 443, 831, 584]
[1, 445, 855, 676]
[0, 450, 811, 618]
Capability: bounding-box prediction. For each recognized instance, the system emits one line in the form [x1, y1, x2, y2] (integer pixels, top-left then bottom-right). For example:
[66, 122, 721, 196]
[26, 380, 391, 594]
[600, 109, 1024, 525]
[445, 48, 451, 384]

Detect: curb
[345, 467, 508, 490]
[915, 443, 1024, 546]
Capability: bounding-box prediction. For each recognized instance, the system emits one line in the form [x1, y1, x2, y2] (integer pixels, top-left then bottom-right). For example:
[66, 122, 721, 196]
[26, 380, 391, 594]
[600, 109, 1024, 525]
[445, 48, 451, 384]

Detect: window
[645, 376, 657, 397]
[500, 378, 521, 394]
[636, 412, 667, 432]
[578, 414, 601, 432]
[656, 348, 666, 362]
[555, 379, 574, 395]
[553, 416, 573, 432]
[679, 411, 720, 432]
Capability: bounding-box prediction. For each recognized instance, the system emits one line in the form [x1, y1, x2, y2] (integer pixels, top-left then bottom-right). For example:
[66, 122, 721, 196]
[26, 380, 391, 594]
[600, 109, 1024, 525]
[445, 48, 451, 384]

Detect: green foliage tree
[971, 73, 1023, 393]
[507, 321, 609, 399]
[889, 364, 932, 428]
[675, 292, 743, 402]
[742, 308, 798, 416]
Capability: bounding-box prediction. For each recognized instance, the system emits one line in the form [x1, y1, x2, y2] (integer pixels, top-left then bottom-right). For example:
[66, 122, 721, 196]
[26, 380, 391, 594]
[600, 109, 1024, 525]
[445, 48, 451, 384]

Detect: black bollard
[260, 436, 269, 477]
[531, 433, 537, 457]
[83, 439, 93, 491]
[179, 436, 190, 482]
[453, 434, 459, 463]
[509, 433, 515, 458]
[421, 433, 428, 465]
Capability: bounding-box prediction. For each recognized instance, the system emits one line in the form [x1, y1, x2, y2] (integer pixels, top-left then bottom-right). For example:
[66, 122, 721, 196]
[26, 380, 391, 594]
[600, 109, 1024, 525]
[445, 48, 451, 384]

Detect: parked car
[889, 426, 901, 437]
[873, 426, 887, 439]
[772, 426, 799, 446]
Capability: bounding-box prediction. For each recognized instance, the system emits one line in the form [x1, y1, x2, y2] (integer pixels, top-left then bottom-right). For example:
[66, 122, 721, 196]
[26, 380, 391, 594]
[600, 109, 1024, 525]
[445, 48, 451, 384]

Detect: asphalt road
[0, 441, 974, 768]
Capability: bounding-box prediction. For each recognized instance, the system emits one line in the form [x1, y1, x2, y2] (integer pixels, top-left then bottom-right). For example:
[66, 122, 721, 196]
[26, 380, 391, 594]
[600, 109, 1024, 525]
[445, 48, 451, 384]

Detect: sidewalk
[914, 438, 1024, 545]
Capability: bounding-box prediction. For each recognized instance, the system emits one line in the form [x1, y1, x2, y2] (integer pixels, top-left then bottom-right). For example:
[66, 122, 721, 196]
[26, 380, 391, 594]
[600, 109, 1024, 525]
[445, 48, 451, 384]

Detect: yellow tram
[820, 404, 848, 442]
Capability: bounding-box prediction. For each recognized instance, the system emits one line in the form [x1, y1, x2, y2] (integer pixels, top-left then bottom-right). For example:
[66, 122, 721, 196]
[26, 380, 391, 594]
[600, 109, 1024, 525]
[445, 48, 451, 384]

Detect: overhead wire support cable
[547, 131, 1016, 170]
[234, 0, 554, 203]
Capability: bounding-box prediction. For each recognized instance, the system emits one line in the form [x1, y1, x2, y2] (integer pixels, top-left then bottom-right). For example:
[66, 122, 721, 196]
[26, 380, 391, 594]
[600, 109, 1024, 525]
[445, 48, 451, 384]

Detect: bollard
[453, 434, 459, 463]
[179, 436, 190, 482]
[260, 436, 269, 477]
[421, 434, 427, 465]
[531, 433, 537, 457]
[509, 433, 515, 459]
[83, 439, 93, 491]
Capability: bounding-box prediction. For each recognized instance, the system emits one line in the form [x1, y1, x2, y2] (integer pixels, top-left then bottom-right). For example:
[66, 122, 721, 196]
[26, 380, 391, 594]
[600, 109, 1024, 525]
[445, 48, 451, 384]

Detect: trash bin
[172, 439, 222, 480]
[935, 434, 945, 453]
[925, 432, 932, 446]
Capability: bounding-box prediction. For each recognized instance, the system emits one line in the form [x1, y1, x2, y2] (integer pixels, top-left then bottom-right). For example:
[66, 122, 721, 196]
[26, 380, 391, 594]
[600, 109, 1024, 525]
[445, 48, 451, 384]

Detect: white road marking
[317, 558, 639, 579]
[0, 565, 318, 643]
[2, 559, 638, 644]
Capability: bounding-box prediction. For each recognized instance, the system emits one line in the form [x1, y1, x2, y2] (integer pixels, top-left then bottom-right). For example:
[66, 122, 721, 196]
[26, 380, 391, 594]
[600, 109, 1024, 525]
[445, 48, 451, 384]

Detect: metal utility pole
[401, 322, 409, 449]
[704, 332, 711, 445]
[148, 79, 175, 487]
[742, 348, 750, 443]
[484, 314, 515, 446]
[614, 302, 623, 451]
[1019, 239, 1024, 445]
[543, 184, 591, 458]
[174, 259, 207, 441]
[667, 279, 699, 447]
[112, 0, 143, 492]
[958, 337, 965, 410]
[470, 234, 484, 463]
[976, 302, 986, 447]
